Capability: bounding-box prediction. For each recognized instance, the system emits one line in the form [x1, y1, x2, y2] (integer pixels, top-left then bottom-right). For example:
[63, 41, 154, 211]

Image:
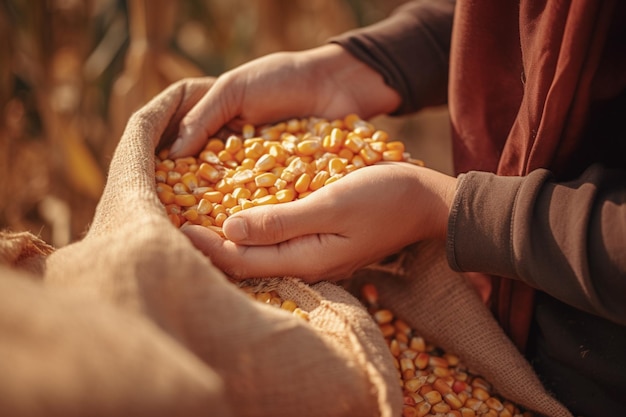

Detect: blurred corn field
[0, 0, 451, 248]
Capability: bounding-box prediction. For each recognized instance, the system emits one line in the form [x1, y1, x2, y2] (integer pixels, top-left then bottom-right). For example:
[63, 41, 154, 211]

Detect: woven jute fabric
[40, 78, 401, 417]
[351, 240, 573, 417]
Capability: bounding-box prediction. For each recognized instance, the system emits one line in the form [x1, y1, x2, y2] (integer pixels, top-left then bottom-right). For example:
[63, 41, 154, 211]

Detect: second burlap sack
[350, 240, 573, 417]
[43, 78, 401, 417]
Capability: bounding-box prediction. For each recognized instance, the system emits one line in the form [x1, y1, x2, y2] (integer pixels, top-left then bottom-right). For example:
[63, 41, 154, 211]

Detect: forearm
[329, 0, 455, 114]
[447, 165, 626, 324]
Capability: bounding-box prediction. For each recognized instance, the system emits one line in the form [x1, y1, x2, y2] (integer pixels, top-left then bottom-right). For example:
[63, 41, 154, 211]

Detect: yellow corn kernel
[325, 128, 344, 153]
[218, 150, 233, 163]
[328, 157, 347, 176]
[197, 163, 221, 182]
[386, 141, 406, 152]
[235, 157, 254, 171]
[242, 124, 255, 139]
[294, 173, 311, 194]
[172, 182, 189, 195]
[353, 119, 374, 136]
[245, 141, 265, 159]
[310, 170, 330, 191]
[203, 138, 223, 153]
[211, 212, 225, 227]
[156, 159, 175, 172]
[181, 172, 199, 190]
[343, 113, 360, 130]
[245, 180, 258, 193]
[155, 170, 167, 183]
[314, 120, 331, 137]
[382, 149, 405, 161]
[274, 177, 288, 191]
[214, 179, 233, 194]
[197, 198, 213, 215]
[253, 194, 278, 206]
[174, 194, 196, 207]
[337, 148, 354, 161]
[255, 172, 278, 188]
[251, 187, 269, 200]
[415, 401, 431, 417]
[285, 118, 301, 133]
[222, 193, 237, 209]
[225, 135, 243, 153]
[472, 387, 490, 401]
[373, 309, 394, 325]
[203, 190, 224, 204]
[296, 138, 322, 156]
[324, 174, 342, 186]
[372, 130, 389, 142]
[459, 408, 476, 417]
[232, 169, 255, 184]
[232, 186, 252, 201]
[211, 204, 226, 217]
[360, 145, 382, 165]
[183, 208, 199, 222]
[261, 126, 282, 141]
[255, 154, 276, 172]
[240, 199, 254, 210]
[370, 141, 387, 153]
[198, 150, 221, 164]
[280, 299, 298, 313]
[166, 171, 182, 186]
[275, 188, 296, 203]
[344, 132, 365, 153]
[157, 189, 176, 205]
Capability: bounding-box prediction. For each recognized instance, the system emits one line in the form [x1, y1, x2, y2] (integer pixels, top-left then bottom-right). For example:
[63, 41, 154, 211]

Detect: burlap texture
[351, 240, 573, 417]
[0, 264, 230, 417]
[41, 78, 402, 417]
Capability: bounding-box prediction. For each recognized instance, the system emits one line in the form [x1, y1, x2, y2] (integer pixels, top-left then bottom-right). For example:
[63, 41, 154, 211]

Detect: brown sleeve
[328, 0, 455, 115]
[446, 165, 626, 324]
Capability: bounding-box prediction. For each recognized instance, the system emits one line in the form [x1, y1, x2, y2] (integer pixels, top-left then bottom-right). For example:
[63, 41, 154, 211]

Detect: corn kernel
[255, 172, 278, 188]
[275, 188, 296, 203]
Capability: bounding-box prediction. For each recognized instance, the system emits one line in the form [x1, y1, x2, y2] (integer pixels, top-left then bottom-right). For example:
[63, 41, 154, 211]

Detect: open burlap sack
[351, 240, 573, 417]
[43, 78, 402, 417]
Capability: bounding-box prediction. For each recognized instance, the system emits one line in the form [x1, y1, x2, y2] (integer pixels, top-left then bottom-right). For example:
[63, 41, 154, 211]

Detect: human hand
[168, 44, 401, 158]
[182, 163, 457, 282]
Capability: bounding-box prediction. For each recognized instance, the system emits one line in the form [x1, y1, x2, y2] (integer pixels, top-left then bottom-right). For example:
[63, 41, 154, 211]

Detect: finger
[222, 189, 343, 245]
[183, 224, 350, 281]
[169, 77, 240, 158]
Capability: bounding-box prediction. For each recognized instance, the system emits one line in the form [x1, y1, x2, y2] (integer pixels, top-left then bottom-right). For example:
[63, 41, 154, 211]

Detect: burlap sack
[351, 240, 573, 417]
[42, 78, 402, 417]
[3, 76, 573, 417]
[0, 262, 230, 417]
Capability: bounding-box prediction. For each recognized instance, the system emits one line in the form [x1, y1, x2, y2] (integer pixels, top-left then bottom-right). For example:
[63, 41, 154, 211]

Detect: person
[167, 0, 626, 415]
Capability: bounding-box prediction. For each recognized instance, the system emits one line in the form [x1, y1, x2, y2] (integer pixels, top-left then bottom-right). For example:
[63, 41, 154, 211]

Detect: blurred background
[0, 0, 451, 248]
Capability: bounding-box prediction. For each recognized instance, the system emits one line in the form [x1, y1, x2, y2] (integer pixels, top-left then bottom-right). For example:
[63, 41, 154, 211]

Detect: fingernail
[223, 216, 247, 242]
[169, 137, 183, 157]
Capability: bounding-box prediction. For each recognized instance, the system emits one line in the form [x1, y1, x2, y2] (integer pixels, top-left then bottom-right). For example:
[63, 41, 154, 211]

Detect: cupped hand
[168, 44, 401, 158]
[182, 163, 457, 282]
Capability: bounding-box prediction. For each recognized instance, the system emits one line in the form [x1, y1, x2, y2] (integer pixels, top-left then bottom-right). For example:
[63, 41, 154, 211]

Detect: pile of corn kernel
[239, 285, 310, 321]
[154, 114, 422, 232]
[359, 283, 534, 417]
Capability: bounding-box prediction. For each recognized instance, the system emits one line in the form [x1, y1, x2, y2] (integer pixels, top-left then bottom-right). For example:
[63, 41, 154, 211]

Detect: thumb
[169, 78, 239, 158]
[222, 198, 337, 245]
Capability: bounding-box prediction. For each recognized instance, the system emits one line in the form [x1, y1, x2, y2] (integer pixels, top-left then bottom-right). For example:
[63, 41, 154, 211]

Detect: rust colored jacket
[331, 0, 626, 415]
